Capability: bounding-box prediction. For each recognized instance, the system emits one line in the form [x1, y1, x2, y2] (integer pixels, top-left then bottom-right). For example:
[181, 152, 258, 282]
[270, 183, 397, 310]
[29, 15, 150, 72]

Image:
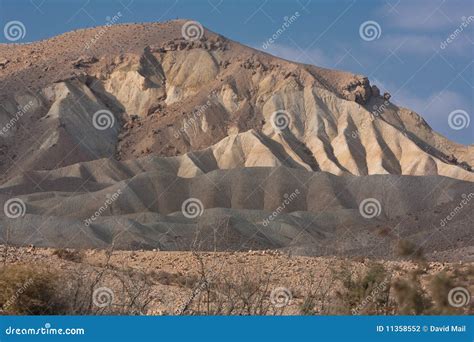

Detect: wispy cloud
[367, 29, 472, 57]
[375, 78, 471, 143]
[377, 0, 470, 31]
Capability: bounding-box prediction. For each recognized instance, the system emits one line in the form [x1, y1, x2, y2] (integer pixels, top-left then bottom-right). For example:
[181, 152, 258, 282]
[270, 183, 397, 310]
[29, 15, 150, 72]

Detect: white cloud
[374, 34, 438, 55]
[377, 0, 470, 31]
[370, 33, 472, 56]
[374, 78, 471, 142]
[398, 90, 469, 127]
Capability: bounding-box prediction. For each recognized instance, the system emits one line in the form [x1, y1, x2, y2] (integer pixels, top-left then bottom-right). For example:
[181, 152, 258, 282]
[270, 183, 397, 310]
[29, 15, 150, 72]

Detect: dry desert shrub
[178, 252, 283, 315]
[334, 262, 392, 315]
[394, 239, 424, 260]
[0, 264, 67, 315]
[0, 247, 157, 315]
[52, 248, 84, 263]
[62, 247, 156, 315]
[392, 270, 430, 315]
[150, 270, 199, 288]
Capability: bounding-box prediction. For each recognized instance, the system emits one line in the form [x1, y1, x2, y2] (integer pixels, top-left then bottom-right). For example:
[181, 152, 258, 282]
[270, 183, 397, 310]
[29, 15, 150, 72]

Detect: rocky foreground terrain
[0, 20, 472, 260]
[0, 246, 473, 315]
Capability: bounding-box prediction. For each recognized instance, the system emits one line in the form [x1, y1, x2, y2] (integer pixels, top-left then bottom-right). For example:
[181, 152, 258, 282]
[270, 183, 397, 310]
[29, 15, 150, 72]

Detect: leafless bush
[335, 262, 392, 315]
[177, 251, 286, 315]
[0, 264, 67, 315]
[394, 239, 424, 261]
[392, 269, 430, 314]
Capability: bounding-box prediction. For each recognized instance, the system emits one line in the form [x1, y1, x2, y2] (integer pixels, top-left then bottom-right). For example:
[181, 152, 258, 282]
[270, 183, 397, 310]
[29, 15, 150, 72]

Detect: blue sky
[1, 0, 473, 144]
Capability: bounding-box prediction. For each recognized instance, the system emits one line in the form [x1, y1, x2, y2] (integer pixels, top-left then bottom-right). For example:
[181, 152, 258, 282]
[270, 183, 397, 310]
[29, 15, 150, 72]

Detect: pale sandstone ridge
[0, 20, 471, 181]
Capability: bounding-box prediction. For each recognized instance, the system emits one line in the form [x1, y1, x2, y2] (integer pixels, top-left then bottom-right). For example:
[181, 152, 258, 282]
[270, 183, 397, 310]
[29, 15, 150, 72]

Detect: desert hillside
[0, 20, 472, 260]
